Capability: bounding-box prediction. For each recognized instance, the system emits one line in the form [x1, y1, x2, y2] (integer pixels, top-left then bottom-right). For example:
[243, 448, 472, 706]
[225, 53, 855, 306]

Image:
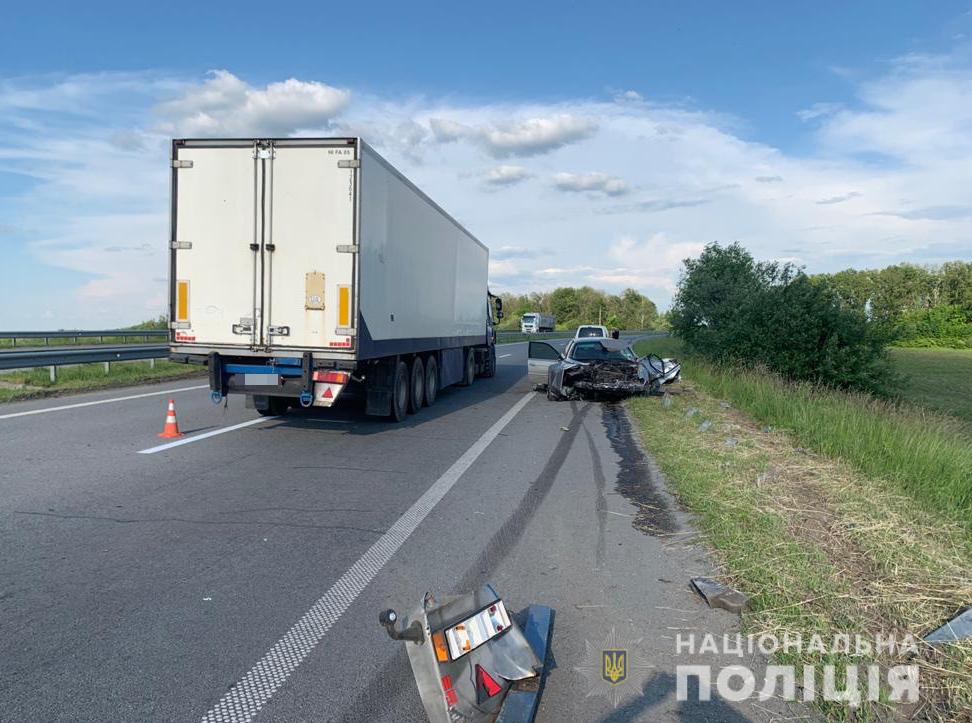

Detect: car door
[527, 341, 563, 383]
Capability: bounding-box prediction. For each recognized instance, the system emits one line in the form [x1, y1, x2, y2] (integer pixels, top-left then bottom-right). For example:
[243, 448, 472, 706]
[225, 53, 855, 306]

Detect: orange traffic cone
[158, 399, 184, 438]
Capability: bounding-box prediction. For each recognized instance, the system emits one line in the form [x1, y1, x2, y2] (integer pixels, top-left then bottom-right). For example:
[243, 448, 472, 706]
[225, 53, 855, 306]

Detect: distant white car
[574, 325, 610, 339]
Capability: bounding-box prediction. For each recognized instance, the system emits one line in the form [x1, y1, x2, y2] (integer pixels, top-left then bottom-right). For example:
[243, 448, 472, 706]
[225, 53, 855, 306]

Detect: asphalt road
[0, 340, 803, 722]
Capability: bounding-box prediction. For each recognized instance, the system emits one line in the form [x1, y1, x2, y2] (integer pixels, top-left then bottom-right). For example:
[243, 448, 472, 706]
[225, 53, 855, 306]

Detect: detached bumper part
[380, 584, 553, 723]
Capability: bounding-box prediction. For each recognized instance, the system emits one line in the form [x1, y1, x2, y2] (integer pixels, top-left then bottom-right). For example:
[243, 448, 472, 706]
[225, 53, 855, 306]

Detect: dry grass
[629, 382, 972, 721]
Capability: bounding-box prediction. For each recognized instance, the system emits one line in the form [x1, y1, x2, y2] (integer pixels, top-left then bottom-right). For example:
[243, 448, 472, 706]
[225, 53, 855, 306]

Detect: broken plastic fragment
[662, 393, 673, 409]
[723, 437, 737, 448]
[685, 407, 699, 418]
[697, 420, 712, 432]
[690, 577, 748, 614]
[925, 608, 972, 643]
[719, 401, 732, 409]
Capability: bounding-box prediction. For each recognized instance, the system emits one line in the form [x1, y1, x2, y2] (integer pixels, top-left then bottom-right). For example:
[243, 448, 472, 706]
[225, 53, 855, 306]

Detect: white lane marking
[498, 353, 512, 358]
[200, 390, 536, 723]
[0, 384, 208, 421]
[138, 416, 276, 454]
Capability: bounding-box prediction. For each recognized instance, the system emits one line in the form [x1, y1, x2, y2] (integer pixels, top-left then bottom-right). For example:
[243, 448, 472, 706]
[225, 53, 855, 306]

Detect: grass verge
[0, 360, 202, 403]
[628, 383, 972, 720]
[888, 348, 972, 435]
[634, 338, 972, 527]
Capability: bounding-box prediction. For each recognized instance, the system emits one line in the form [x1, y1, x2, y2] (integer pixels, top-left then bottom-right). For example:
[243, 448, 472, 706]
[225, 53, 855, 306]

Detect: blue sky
[2, 1, 971, 327]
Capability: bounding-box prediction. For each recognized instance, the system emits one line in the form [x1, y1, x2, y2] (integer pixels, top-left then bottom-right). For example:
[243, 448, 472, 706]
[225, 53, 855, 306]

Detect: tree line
[813, 262, 972, 348]
[497, 287, 659, 331]
[670, 244, 972, 394]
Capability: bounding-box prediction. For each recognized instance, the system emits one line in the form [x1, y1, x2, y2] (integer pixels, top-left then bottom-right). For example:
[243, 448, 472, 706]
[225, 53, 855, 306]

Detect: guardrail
[0, 329, 168, 346]
[0, 344, 168, 381]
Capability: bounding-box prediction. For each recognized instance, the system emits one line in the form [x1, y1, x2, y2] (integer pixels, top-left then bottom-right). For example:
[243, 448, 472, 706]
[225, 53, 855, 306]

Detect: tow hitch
[380, 584, 553, 723]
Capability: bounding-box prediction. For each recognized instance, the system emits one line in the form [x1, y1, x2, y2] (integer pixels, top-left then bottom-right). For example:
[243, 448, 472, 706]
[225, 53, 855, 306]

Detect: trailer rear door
[265, 141, 357, 351]
[171, 142, 260, 347]
[170, 139, 357, 351]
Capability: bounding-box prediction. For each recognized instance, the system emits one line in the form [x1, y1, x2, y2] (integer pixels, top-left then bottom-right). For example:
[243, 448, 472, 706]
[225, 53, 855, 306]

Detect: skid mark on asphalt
[137, 416, 276, 454]
[198, 391, 535, 723]
[602, 404, 676, 536]
[9, 509, 386, 534]
[0, 384, 208, 420]
[338, 401, 593, 723]
[585, 424, 609, 570]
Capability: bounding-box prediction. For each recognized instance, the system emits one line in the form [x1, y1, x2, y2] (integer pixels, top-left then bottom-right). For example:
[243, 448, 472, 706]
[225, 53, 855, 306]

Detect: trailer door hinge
[170, 241, 192, 250]
[171, 159, 193, 169]
[336, 244, 359, 253]
[337, 159, 360, 169]
[335, 327, 357, 337]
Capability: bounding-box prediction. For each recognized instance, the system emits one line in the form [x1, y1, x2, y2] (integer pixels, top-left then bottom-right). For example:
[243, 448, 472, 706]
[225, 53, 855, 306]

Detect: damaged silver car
[528, 338, 681, 401]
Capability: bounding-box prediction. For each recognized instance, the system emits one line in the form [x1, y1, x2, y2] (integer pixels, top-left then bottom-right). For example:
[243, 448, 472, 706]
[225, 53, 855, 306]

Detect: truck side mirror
[494, 298, 503, 320]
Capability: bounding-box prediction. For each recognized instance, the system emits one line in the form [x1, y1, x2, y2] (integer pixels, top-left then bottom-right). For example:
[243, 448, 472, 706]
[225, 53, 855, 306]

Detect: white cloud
[3, 51, 972, 326]
[429, 113, 597, 157]
[156, 70, 350, 136]
[552, 171, 629, 196]
[484, 165, 531, 186]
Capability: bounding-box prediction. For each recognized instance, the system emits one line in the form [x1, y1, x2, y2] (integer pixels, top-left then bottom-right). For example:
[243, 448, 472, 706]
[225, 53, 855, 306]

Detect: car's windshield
[571, 342, 635, 362]
[577, 326, 604, 337]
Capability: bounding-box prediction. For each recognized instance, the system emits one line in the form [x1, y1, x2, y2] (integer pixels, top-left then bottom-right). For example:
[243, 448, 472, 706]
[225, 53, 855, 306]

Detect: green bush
[894, 304, 972, 346]
[670, 243, 894, 394]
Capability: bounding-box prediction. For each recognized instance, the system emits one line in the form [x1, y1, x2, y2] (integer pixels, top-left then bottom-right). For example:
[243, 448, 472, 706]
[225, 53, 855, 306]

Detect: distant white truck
[520, 313, 555, 333]
[167, 137, 503, 421]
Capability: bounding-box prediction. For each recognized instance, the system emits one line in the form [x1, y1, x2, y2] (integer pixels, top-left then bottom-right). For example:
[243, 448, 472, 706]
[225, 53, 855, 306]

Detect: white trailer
[520, 313, 555, 333]
[168, 138, 502, 421]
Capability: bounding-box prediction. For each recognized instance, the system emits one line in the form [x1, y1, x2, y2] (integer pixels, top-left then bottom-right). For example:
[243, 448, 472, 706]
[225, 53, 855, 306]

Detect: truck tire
[480, 346, 496, 378]
[460, 347, 475, 386]
[409, 356, 425, 413]
[391, 360, 409, 422]
[257, 396, 289, 416]
[424, 355, 438, 406]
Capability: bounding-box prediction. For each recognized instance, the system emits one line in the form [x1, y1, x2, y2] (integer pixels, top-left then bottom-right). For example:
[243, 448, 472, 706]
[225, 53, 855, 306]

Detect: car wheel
[409, 356, 425, 413]
[424, 355, 438, 406]
[391, 360, 409, 422]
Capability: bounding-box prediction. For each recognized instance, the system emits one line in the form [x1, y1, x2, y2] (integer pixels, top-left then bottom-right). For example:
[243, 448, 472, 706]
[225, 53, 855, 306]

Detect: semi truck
[167, 138, 503, 421]
[520, 312, 555, 333]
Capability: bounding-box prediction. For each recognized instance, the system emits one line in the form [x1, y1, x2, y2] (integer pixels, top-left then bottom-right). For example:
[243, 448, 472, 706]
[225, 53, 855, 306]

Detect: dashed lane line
[199, 390, 536, 723]
[0, 384, 209, 421]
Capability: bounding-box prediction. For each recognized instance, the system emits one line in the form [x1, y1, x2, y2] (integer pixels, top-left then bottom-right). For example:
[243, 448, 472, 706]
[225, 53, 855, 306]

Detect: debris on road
[697, 420, 712, 433]
[379, 584, 553, 723]
[690, 577, 748, 614]
[685, 407, 699, 418]
[924, 607, 972, 643]
[723, 437, 738, 448]
[662, 393, 673, 409]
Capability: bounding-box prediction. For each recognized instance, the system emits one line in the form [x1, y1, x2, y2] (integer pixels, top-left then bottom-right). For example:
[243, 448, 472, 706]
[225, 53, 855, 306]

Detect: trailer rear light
[432, 631, 450, 662]
[440, 674, 458, 706]
[312, 370, 350, 384]
[443, 600, 511, 660]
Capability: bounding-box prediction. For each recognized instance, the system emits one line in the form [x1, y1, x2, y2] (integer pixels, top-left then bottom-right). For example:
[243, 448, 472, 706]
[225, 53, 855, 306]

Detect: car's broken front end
[546, 354, 681, 401]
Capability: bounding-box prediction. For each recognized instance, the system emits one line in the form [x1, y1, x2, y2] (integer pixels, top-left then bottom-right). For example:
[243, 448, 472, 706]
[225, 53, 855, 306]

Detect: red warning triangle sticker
[476, 664, 502, 698]
[323, 387, 333, 399]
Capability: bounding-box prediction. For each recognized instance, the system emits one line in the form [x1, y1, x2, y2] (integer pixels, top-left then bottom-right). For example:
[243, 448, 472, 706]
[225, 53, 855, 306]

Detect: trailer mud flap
[365, 357, 396, 416]
[208, 352, 227, 399]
